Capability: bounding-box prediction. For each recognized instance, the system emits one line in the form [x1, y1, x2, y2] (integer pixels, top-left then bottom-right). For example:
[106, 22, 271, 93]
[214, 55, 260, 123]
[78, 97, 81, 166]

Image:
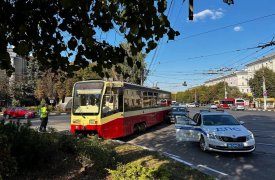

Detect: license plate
[228, 143, 243, 149]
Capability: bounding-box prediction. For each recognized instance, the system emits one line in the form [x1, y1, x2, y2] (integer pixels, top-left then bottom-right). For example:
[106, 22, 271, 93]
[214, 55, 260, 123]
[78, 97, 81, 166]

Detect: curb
[247, 108, 275, 112]
[49, 112, 70, 116]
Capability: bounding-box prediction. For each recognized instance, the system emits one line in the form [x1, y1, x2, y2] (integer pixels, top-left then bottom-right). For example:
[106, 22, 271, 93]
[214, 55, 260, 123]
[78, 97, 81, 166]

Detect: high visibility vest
[40, 107, 48, 118]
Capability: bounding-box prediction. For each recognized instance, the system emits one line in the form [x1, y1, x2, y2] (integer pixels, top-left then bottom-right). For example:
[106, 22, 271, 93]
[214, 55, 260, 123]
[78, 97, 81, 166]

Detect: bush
[0, 134, 17, 179]
[108, 161, 171, 180]
[0, 122, 78, 176]
[26, 106, 40, 112]
[77, 136, 116, 170]
[12, 99, 20, 107]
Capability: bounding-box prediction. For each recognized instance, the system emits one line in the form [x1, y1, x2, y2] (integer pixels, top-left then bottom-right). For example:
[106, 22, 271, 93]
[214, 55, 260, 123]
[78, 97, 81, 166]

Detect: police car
[175, 110, 255, 153]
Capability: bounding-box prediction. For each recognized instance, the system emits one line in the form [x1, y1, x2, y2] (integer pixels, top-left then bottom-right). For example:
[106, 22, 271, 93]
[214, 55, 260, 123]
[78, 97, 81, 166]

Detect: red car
[3, 107, 36, 119]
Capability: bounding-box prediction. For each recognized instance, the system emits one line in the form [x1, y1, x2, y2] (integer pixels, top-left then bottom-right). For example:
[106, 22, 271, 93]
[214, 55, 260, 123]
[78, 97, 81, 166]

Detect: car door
[175, 114, 200, 142]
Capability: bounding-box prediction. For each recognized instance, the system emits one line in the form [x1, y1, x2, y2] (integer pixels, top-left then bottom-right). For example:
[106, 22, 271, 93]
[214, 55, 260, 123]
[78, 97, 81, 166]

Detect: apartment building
[204, 52, 275, 96]
[246, 52, 275, 78]
[7, 48, 27, 82]
[204, 70, 250, 94]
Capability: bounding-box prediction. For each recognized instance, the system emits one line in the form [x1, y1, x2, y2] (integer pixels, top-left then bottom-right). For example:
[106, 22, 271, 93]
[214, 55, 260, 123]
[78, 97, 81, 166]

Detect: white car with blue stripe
[175, 111, 255, 153]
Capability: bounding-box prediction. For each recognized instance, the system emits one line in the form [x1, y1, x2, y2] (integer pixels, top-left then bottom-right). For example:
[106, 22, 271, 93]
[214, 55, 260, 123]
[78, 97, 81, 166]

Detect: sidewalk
[247, 108, 275, 112]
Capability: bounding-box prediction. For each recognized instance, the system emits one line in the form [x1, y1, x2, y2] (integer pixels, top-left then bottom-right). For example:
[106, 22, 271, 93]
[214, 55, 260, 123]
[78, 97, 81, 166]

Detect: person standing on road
[39, 103, 49, 132]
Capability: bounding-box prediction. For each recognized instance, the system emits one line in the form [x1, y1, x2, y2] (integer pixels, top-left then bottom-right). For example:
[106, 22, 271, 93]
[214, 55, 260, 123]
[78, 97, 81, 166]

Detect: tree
[0, 0, 179, 77]
[0, 70, 10, 105]
[109, 43, 146, 84]
[24, 57, 41, 97]
[35, 69, 57, 101]
[249, 67, 275, 98]
[175, 82, 246, 104]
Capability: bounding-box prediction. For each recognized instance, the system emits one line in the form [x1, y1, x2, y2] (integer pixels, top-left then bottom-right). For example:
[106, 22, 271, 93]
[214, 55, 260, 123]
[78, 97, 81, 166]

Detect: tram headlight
[73, 119, 80, 124]
[89, 119, 95, 124]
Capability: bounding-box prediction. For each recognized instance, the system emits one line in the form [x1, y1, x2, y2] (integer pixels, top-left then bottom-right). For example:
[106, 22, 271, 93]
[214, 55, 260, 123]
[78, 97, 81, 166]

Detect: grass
[110, 143, 213, 180]
[3, 125, 213, 180]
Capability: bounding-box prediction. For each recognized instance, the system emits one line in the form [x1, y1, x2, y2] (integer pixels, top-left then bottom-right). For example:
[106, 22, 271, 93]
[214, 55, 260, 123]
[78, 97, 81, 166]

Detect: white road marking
[256, 143, 275, 147]
[197, 165, 229, 176]
[163, 152, 193, 166]
[163, 151, 229, 177]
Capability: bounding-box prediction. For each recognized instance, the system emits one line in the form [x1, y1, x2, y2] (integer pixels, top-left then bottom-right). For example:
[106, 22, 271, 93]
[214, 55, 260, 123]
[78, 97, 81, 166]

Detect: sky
[143, 0, 275, 92]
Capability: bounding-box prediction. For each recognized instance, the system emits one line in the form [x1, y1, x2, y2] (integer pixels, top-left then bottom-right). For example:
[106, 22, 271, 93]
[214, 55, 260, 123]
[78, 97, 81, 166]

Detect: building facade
[246, 52, 275, 78]
[204, 52, 275, 96]
[7, 48, 27, 83]
[204, 71, 250, 94]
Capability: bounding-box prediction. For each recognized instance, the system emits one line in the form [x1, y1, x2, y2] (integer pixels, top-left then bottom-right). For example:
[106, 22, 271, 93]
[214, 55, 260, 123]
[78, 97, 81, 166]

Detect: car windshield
[171, 107, 187, 112]
[203, 114, 240, 126]
[175, 116, 191, 125]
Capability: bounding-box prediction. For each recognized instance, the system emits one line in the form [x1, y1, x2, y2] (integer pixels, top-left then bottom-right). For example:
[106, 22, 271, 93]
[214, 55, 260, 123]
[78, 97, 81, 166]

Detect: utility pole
[261, 65, 267, 110]
[263, 76, 267, 110]
[194, 88, 197, 102]
[224, 79, 228, 98]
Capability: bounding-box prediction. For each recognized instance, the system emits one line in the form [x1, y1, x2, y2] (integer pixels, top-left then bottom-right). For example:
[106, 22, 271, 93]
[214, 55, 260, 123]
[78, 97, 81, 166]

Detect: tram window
[102, 87, 120, 116]
[124, 89, 142, 111]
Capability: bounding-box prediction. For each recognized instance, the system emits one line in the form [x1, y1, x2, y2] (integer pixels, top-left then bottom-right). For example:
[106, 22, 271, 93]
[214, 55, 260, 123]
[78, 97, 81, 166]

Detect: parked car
[165, 106, 189, 123]
[231, 105, 245, 111]
[175, 110, 255, 153]
[210, 104, 218, 109]
[3, 107, 36, 119]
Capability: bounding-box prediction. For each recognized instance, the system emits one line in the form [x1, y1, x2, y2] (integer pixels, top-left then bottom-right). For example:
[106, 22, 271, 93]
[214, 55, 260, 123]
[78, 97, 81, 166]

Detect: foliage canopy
[249, 67, 275, 98]
[0, 0, 179, 77]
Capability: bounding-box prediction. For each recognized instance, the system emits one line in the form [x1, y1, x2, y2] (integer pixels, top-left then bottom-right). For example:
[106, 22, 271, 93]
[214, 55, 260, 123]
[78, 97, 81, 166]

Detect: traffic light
[183, 81, 187, 86]
[188, 0, 193, 20]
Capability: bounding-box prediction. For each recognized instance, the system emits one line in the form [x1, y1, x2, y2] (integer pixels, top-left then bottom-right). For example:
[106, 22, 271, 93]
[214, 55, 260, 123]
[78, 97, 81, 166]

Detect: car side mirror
[188, 120, 196, 126]
[240, 121, 245, 125]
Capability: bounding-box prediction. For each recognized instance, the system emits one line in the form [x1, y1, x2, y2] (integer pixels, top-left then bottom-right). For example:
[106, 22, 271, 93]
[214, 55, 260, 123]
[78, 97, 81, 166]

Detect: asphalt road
[3, 109, 275, 180]
[121, 108, 275, 180]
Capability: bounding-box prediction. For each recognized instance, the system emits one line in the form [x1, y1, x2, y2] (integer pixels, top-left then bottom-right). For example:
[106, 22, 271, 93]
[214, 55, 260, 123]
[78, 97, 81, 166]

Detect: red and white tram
[71, 80, 171, 139]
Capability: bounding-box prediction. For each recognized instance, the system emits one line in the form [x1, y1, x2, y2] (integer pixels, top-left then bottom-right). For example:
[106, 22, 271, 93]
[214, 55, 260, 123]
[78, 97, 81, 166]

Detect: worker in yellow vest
[39, 103, 49, 132]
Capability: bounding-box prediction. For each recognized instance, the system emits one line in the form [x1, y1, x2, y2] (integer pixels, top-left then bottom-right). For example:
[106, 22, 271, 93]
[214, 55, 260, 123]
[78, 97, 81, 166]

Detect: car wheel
[165, 117, 171, 124]
[5, 114, 9, 120]
[24, 114, 29, 119]
[199, 136, 207, 152]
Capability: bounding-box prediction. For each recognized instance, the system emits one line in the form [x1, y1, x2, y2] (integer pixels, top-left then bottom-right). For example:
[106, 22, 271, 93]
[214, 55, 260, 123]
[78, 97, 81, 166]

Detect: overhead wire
[150, 35, 275, 79]
[146, 11, 275, 90]
[147, 0, 175, 75]
[174, 13, 275, 41]
[149, 0, 189, 76]
[214, 34, 275, 70]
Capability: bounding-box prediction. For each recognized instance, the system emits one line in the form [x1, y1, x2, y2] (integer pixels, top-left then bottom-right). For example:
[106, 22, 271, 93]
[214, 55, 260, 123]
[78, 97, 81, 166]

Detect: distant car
[187, 103, 196, 108]
[3, 107, 36, 119]
[210, 104, 218, 109]
[194, 102, 200, 107]
[231, 105, 245, 111]
[179, 103, 187, 107]
[175, 111, 255, 153]
[166, 106, 189, 123]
